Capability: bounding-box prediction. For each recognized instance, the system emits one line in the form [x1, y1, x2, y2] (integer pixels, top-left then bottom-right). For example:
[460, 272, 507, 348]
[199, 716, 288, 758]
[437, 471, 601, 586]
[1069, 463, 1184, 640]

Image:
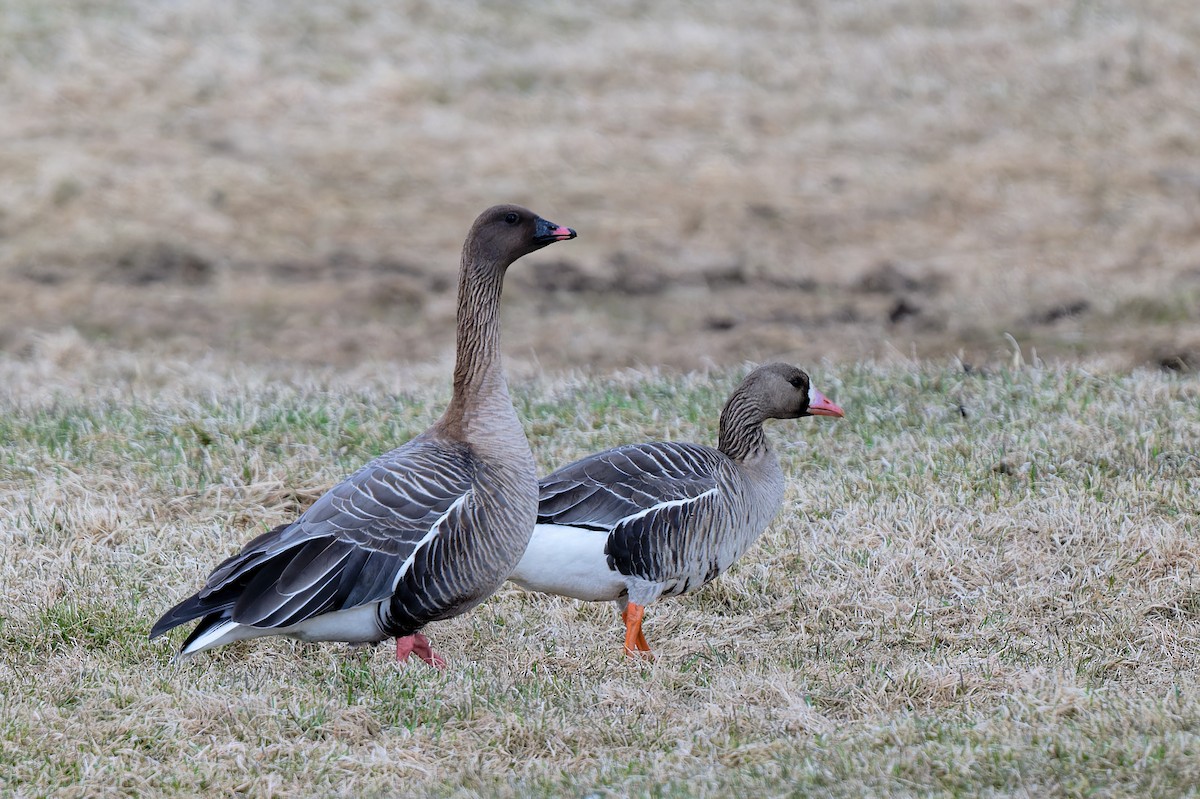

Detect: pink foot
[394, 633, 447, 669]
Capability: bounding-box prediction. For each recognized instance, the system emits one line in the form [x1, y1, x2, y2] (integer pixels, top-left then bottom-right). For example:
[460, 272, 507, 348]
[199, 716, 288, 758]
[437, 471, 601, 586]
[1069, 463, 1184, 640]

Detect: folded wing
[537, 442, 726, 583]
[150, 438, 476, 641]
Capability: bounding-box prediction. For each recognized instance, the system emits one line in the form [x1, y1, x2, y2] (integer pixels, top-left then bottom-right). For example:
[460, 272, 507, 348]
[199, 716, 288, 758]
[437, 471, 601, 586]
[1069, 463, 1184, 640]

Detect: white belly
[180, 601, 387, 655]
[508, 524, 628, 602]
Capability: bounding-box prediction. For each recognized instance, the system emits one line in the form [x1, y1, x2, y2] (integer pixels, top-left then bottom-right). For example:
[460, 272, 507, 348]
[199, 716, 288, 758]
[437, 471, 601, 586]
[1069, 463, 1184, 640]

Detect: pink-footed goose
[509, 363, 843, 658]
[151, 204, 576, 666]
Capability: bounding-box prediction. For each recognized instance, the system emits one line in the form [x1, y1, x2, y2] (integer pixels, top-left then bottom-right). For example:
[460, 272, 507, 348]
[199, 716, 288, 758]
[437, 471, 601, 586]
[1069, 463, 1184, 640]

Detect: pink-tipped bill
[807, 387, 845, 418]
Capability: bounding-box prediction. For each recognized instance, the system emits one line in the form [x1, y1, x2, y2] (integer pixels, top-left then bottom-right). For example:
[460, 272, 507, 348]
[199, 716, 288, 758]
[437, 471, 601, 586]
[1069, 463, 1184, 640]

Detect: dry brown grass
[1, 0, 1198, 372]
[2, 1, 1200, 795]
[2, 337, 1199, 795]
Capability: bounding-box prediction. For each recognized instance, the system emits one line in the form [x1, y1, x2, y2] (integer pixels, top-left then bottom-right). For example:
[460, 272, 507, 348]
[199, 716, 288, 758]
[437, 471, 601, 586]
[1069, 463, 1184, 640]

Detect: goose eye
[504, 212, 519, 225]
[788, 376, 805, 388]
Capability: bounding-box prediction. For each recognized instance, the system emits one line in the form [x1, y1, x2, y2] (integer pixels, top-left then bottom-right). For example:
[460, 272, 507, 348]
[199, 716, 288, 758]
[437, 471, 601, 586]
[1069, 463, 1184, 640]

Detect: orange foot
[395, 633, 447, 669]
[621, 604, 654, 660]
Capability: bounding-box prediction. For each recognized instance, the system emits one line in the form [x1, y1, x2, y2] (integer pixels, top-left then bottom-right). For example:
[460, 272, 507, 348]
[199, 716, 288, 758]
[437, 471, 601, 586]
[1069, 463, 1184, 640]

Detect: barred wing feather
[149, 437, 475, 639]
[537, 442, 724, 531]
[535, 442, 728, 587]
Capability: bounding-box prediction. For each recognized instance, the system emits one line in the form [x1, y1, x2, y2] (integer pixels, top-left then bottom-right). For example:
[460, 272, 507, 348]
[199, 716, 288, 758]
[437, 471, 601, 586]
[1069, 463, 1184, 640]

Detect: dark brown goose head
[463, 204, 576, 271]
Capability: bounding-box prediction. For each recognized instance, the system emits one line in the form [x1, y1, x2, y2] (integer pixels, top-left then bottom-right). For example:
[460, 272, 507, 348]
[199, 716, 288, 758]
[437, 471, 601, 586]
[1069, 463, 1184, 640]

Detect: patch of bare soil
[1, 239, 1197, 374]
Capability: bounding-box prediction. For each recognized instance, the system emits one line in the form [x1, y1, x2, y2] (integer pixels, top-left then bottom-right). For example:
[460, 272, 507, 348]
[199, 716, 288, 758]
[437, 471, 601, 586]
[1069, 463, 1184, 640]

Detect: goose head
[465, 204, 577, 269]
[745, 363, 845, 420]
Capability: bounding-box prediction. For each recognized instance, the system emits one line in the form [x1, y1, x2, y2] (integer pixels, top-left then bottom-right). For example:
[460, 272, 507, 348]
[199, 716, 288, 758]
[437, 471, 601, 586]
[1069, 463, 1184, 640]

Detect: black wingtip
[148, 593, 207, 640]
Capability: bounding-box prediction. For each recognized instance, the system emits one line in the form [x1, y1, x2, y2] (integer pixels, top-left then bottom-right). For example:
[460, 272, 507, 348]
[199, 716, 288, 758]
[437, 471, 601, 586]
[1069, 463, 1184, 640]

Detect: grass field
[2, 351, 1199, 796]
[3, 0, 1200, 796]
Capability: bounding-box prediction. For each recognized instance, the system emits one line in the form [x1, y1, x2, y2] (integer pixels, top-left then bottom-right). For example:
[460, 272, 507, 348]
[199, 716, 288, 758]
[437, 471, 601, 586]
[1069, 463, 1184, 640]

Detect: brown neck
[442, 246, 508, 437]
[717, 386, 769, 462]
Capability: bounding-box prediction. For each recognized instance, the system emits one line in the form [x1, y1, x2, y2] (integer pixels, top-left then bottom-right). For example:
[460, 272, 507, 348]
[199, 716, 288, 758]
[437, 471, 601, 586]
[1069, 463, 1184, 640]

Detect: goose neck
[717, 389, 769, 462]
[447, 255, 507, 423]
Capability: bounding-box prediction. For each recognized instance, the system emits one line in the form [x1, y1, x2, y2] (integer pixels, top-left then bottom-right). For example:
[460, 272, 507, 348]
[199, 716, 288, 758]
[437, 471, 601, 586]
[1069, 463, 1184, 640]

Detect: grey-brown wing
[537, 441, 723, 532]
[151, 437, 476, 637]
[537, 442, 729, 584]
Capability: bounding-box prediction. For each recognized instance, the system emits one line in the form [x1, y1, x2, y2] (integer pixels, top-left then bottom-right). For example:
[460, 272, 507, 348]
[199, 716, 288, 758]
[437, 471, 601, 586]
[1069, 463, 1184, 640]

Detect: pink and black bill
[533, 216, 577, 248]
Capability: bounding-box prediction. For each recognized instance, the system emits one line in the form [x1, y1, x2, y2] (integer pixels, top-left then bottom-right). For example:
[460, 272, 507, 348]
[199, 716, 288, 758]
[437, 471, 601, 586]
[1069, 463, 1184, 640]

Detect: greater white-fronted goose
[509, 363, 843, 658]
[151, 204, 576, 666]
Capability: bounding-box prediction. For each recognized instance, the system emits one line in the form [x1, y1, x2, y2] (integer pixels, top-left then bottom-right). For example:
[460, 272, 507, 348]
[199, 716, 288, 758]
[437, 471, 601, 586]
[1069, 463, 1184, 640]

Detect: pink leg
[395, 633, 447, 669]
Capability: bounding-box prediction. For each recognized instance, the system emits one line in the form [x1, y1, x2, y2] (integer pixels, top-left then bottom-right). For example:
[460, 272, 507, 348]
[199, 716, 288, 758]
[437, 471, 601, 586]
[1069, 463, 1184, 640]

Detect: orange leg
[621, 603, 654, 659]
[395, 633, 447, 669]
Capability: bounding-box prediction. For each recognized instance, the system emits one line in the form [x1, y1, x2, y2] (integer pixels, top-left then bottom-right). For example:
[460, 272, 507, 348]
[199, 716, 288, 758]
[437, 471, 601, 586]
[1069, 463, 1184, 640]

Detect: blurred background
[1, 0, 1197, 374]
